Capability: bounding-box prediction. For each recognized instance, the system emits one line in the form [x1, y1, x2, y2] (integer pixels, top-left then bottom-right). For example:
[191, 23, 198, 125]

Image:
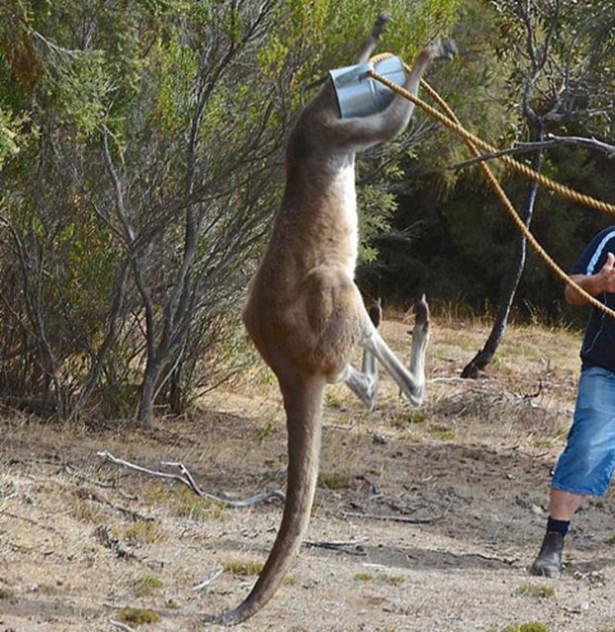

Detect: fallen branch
[304, 537, 368, 556]
[323, 421, 357, 431]
[192, 567, 224, 591]
[471, 551, 518, 566]
[342, 511, 442, 524]
[110, 620, 137, 632]
[95, 524, 137, 560]
[97, 450, 285, 508]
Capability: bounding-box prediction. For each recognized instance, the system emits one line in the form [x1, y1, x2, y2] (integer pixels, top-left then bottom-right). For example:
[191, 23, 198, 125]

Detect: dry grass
[2, 317, 614, 631]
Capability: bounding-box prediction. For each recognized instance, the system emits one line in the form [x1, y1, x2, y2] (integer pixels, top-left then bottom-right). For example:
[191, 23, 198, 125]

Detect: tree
[461, 0, 615, 377]
[0, 0, 460, 425]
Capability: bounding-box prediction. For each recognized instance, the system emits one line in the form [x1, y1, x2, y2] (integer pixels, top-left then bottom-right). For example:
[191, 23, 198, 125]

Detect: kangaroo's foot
[342, 363, 378, 409]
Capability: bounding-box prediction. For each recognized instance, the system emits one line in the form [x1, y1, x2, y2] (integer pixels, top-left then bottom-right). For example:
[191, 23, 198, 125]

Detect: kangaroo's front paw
[439, 38, 457, 60]
[372, 14, 389, 38]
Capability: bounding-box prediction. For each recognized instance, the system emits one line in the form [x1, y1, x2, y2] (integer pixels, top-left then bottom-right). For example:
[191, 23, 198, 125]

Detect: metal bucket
[329, 56, 406, 119]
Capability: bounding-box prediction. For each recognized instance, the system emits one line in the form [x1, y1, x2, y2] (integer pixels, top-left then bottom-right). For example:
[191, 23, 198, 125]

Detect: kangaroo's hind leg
[362, 295, 430, 407]
[340, 298, 383, 408]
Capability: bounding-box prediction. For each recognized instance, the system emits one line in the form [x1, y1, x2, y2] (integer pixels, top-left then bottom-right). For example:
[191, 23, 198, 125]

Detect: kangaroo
[214, 17, 456, 625]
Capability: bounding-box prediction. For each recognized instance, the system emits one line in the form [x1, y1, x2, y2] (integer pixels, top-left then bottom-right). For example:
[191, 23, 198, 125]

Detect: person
[531, 226, 615, 578]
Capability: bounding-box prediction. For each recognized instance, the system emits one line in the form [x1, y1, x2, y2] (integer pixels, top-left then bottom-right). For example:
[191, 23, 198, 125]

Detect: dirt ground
[2, 316, 615, 632]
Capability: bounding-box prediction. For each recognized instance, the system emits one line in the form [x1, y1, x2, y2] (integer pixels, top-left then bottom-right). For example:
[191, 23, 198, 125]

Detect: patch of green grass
[533, 439, 553, 449]
[554, 426, 568, 439]
[514, 582, 555, 599]
[256, 365, 276, 385]
[429, 424, 455, 441]
[317, 472, 351, 490]
[173, 488, 226, 521]
[500, 623, 550, 632]
[223, 560, 264, 576]
[133, 575, 164, 597]
[402, 411, 427, 424]
[353, 572, 374, 581]
[122, 520, 164, 544]
[392, 410, 426, 429]
[606, 533, 615, 545]
[325, 391, 344, 409]
[284, 575, 297, 586]
[257, 418, 275, 444]
[116, 607, 161, 625]
[383, 574, 405, 586]
[0, 587, 16, 602]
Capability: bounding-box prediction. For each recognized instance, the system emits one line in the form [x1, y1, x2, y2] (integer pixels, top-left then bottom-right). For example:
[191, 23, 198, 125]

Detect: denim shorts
[551, 365, 615, 497]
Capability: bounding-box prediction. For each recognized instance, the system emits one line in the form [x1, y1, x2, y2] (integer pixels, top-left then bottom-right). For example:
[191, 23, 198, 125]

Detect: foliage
[0, 0, 459, 422]
[368, 0, 615, 322]
[2, 0, 611, 421]
[116, 607, 161, 625]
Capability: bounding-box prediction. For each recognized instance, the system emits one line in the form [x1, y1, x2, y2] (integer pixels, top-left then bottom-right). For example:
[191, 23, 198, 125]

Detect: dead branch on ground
[97, 450, 285, 507]
[342, 511, 443, 524]
[110, 620, 138, 632]
[304, 537, 368, 556]
[192, 567, 224, 591]
[95, 524, 137, 560]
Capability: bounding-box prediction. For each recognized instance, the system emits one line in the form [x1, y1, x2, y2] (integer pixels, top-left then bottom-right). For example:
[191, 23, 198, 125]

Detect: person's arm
[565, 252, 615, 305]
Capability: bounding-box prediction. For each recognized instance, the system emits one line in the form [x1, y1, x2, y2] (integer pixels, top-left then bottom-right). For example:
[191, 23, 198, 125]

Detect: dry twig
[95, 524, 137, 560]
[192, 567, 224, 591]
[110, 620, 137, 632]
[97, 450, 285, 507]
[304, 537, 368, 556]
[342, 511, 442, 524]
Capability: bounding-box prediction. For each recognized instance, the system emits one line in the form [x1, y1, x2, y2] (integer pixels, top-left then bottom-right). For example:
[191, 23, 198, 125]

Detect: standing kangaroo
[215, 17, 456, 625]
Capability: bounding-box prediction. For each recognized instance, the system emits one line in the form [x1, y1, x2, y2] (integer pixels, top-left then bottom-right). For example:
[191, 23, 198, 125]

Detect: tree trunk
[462, 127, 544, 378]
[138, 361, 159, 429]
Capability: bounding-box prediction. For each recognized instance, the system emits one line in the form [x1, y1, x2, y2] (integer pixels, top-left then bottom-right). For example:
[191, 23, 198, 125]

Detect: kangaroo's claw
[372, 14, 389, 38]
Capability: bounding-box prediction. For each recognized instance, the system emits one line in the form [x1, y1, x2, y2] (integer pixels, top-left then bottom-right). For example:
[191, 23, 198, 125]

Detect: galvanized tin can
[328, 56, 406, 119]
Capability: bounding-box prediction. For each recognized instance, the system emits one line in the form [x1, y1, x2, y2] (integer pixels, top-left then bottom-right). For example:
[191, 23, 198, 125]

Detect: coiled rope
[366, 56, 615, 319]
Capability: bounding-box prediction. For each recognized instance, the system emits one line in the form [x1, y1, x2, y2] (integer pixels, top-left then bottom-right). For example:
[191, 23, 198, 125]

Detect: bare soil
[2, 317, 615, 632]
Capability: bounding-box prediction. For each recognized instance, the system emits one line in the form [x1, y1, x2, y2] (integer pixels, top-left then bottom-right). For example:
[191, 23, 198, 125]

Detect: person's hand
[597, 252, 615, 293]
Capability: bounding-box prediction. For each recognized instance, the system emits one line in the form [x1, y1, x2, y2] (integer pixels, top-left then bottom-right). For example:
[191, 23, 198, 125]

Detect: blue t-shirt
[571, 226, 615, 371]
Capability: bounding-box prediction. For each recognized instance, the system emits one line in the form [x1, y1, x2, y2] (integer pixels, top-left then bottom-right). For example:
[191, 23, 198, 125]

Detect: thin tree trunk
[462, 126, 544, 378]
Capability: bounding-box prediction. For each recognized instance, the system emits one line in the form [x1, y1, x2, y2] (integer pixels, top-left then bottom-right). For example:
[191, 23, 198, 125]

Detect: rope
[365, 60, 615, 320]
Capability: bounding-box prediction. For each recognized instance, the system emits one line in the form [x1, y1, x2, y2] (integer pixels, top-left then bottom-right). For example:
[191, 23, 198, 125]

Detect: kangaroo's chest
[333, 161, 359, 274]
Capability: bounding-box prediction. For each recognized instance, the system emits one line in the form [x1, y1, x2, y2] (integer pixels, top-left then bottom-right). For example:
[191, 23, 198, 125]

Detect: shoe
[530, 531, 564, 578]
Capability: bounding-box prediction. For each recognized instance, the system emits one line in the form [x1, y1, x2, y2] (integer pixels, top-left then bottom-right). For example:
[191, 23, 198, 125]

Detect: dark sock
[546, 516, 570, 536]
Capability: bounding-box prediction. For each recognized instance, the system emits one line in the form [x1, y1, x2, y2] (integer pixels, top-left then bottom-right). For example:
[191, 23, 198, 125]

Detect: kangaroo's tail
[213, 373, 325, 625]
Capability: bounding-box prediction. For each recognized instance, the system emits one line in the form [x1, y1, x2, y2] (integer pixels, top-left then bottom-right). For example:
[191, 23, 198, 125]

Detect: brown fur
[215, 19, 455, 625]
